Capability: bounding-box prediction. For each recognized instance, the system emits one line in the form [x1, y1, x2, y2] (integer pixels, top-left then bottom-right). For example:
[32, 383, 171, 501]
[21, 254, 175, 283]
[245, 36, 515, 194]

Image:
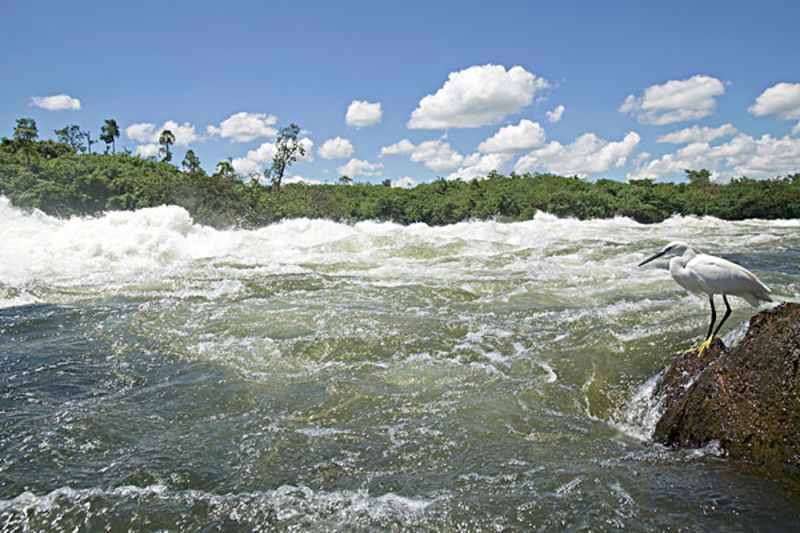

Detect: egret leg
[712, 295, 732, 339]
[696, 295, 716, 356]
[705, 294, 716, 340]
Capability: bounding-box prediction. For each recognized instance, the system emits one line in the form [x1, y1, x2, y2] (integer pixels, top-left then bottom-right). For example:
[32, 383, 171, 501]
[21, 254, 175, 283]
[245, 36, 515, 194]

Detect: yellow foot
[695, 336, 714, 356]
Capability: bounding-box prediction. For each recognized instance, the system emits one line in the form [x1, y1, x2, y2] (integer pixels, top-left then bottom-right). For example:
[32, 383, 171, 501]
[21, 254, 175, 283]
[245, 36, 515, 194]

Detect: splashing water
[1, 197, 799, 530]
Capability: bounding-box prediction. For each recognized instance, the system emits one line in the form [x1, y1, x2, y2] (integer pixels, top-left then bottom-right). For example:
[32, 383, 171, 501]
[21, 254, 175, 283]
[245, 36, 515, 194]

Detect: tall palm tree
[100, 119, 120, 154]
[159, 129, 175, 162]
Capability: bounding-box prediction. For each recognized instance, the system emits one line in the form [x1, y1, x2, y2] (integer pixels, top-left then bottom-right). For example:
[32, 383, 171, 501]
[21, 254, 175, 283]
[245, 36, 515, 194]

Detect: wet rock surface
[653, 302, 800, 466]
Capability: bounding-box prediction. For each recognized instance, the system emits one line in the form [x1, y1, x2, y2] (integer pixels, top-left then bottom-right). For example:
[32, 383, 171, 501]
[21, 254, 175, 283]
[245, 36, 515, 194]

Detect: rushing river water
[1, 196, 799, 531]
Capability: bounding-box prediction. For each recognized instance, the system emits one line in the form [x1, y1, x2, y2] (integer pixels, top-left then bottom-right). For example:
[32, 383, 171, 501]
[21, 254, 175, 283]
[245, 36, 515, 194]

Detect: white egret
[638, 241, 772, 354]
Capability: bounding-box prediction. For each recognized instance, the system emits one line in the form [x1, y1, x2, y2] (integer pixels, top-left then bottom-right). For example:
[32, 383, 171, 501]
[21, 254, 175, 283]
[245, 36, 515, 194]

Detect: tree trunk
[272, 162, 286, 192]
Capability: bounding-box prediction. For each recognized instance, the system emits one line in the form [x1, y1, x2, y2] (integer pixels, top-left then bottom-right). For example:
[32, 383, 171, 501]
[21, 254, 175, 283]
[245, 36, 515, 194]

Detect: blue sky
[2, 0, 799, 185]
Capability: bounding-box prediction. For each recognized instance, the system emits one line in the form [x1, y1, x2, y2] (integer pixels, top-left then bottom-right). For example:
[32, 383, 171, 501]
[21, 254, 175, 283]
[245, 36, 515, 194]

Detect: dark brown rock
[652, 302, 800, 466]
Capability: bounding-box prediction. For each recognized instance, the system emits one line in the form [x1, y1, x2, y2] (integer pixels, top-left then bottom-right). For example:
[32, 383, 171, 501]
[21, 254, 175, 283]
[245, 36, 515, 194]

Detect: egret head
[638, 241, 691, 267]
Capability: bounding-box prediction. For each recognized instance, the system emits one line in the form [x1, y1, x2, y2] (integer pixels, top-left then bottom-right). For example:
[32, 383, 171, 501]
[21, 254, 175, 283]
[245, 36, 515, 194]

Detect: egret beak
[638, 250, 667, 267]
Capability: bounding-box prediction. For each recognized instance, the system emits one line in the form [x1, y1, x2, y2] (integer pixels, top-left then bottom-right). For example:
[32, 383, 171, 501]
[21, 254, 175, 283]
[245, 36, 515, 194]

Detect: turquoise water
[1, 197, 799, 530]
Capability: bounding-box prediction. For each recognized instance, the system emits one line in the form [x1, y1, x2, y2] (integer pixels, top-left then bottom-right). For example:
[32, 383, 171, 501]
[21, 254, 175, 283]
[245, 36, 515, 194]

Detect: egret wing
[688, 254, 771, 297]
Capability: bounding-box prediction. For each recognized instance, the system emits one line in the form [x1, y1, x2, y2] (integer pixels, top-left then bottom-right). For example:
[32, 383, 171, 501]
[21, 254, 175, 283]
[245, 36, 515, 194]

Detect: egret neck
[669, 246, 697, 293]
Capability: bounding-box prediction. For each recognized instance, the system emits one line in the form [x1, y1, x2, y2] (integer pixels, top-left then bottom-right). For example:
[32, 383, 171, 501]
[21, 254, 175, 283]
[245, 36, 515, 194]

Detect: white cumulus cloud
[514, 131, 641, 177]
[337, 158, 384, 177]
[546, 104, 565, 123]
[729, 134, 800, 177]
[748, 82, 800, 120]
[379, 139, 464, 171]
[160, 121, 199, 146]
[125, 120, 199, 146]
[392, 177, 417, 188]
[30, 94, 81, 111]
[231, 142, 277, 176]
[346, 100, 382, 127]
[297, 138, 314, 161]
[629, 133, 800, 181]
[231, 137, 312, 176]
[125, 123, 158, 143]
[318, 137, 354, 159]
[379, 139, 415, 156]
[628, 142, 717, 181]
[409, 141, 463, 171]
[285, 175, 322, 185]
[408, 64, 549, 129]
[206, 112, 277, 142]
[135, 143, 160, 158]
[447, 153, 513, 181]
[478, 119, 547, 154]
[657, 124, 738, 144]
[619, 75, 725, 125]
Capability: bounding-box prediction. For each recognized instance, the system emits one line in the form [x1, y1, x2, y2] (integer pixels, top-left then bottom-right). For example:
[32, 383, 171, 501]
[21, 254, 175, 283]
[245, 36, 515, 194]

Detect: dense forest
[2, 118, 799, 228]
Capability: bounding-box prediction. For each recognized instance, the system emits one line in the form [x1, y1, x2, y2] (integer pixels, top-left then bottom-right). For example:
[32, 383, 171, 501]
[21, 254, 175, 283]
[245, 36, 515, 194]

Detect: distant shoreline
[2, 138, 799, 229]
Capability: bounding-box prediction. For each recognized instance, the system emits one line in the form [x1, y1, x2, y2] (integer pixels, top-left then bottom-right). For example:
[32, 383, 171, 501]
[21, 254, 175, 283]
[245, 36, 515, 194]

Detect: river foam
[2, 196, 796, 308]
[0, 483, 433, 531]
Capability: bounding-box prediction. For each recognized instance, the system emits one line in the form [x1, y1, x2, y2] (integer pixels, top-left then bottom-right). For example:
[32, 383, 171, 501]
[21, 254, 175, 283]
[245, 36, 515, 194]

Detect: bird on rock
[638, 241, 772, 355]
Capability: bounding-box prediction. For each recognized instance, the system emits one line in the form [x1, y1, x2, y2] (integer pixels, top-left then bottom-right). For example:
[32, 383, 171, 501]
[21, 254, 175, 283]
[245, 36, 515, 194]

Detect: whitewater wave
[0, 483, 433, 531]
[1, 196, 795, 309]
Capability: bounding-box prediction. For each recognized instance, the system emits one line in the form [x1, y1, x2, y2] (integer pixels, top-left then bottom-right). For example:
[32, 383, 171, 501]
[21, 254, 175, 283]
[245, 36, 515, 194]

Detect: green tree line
[2, 118, 799, 228]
